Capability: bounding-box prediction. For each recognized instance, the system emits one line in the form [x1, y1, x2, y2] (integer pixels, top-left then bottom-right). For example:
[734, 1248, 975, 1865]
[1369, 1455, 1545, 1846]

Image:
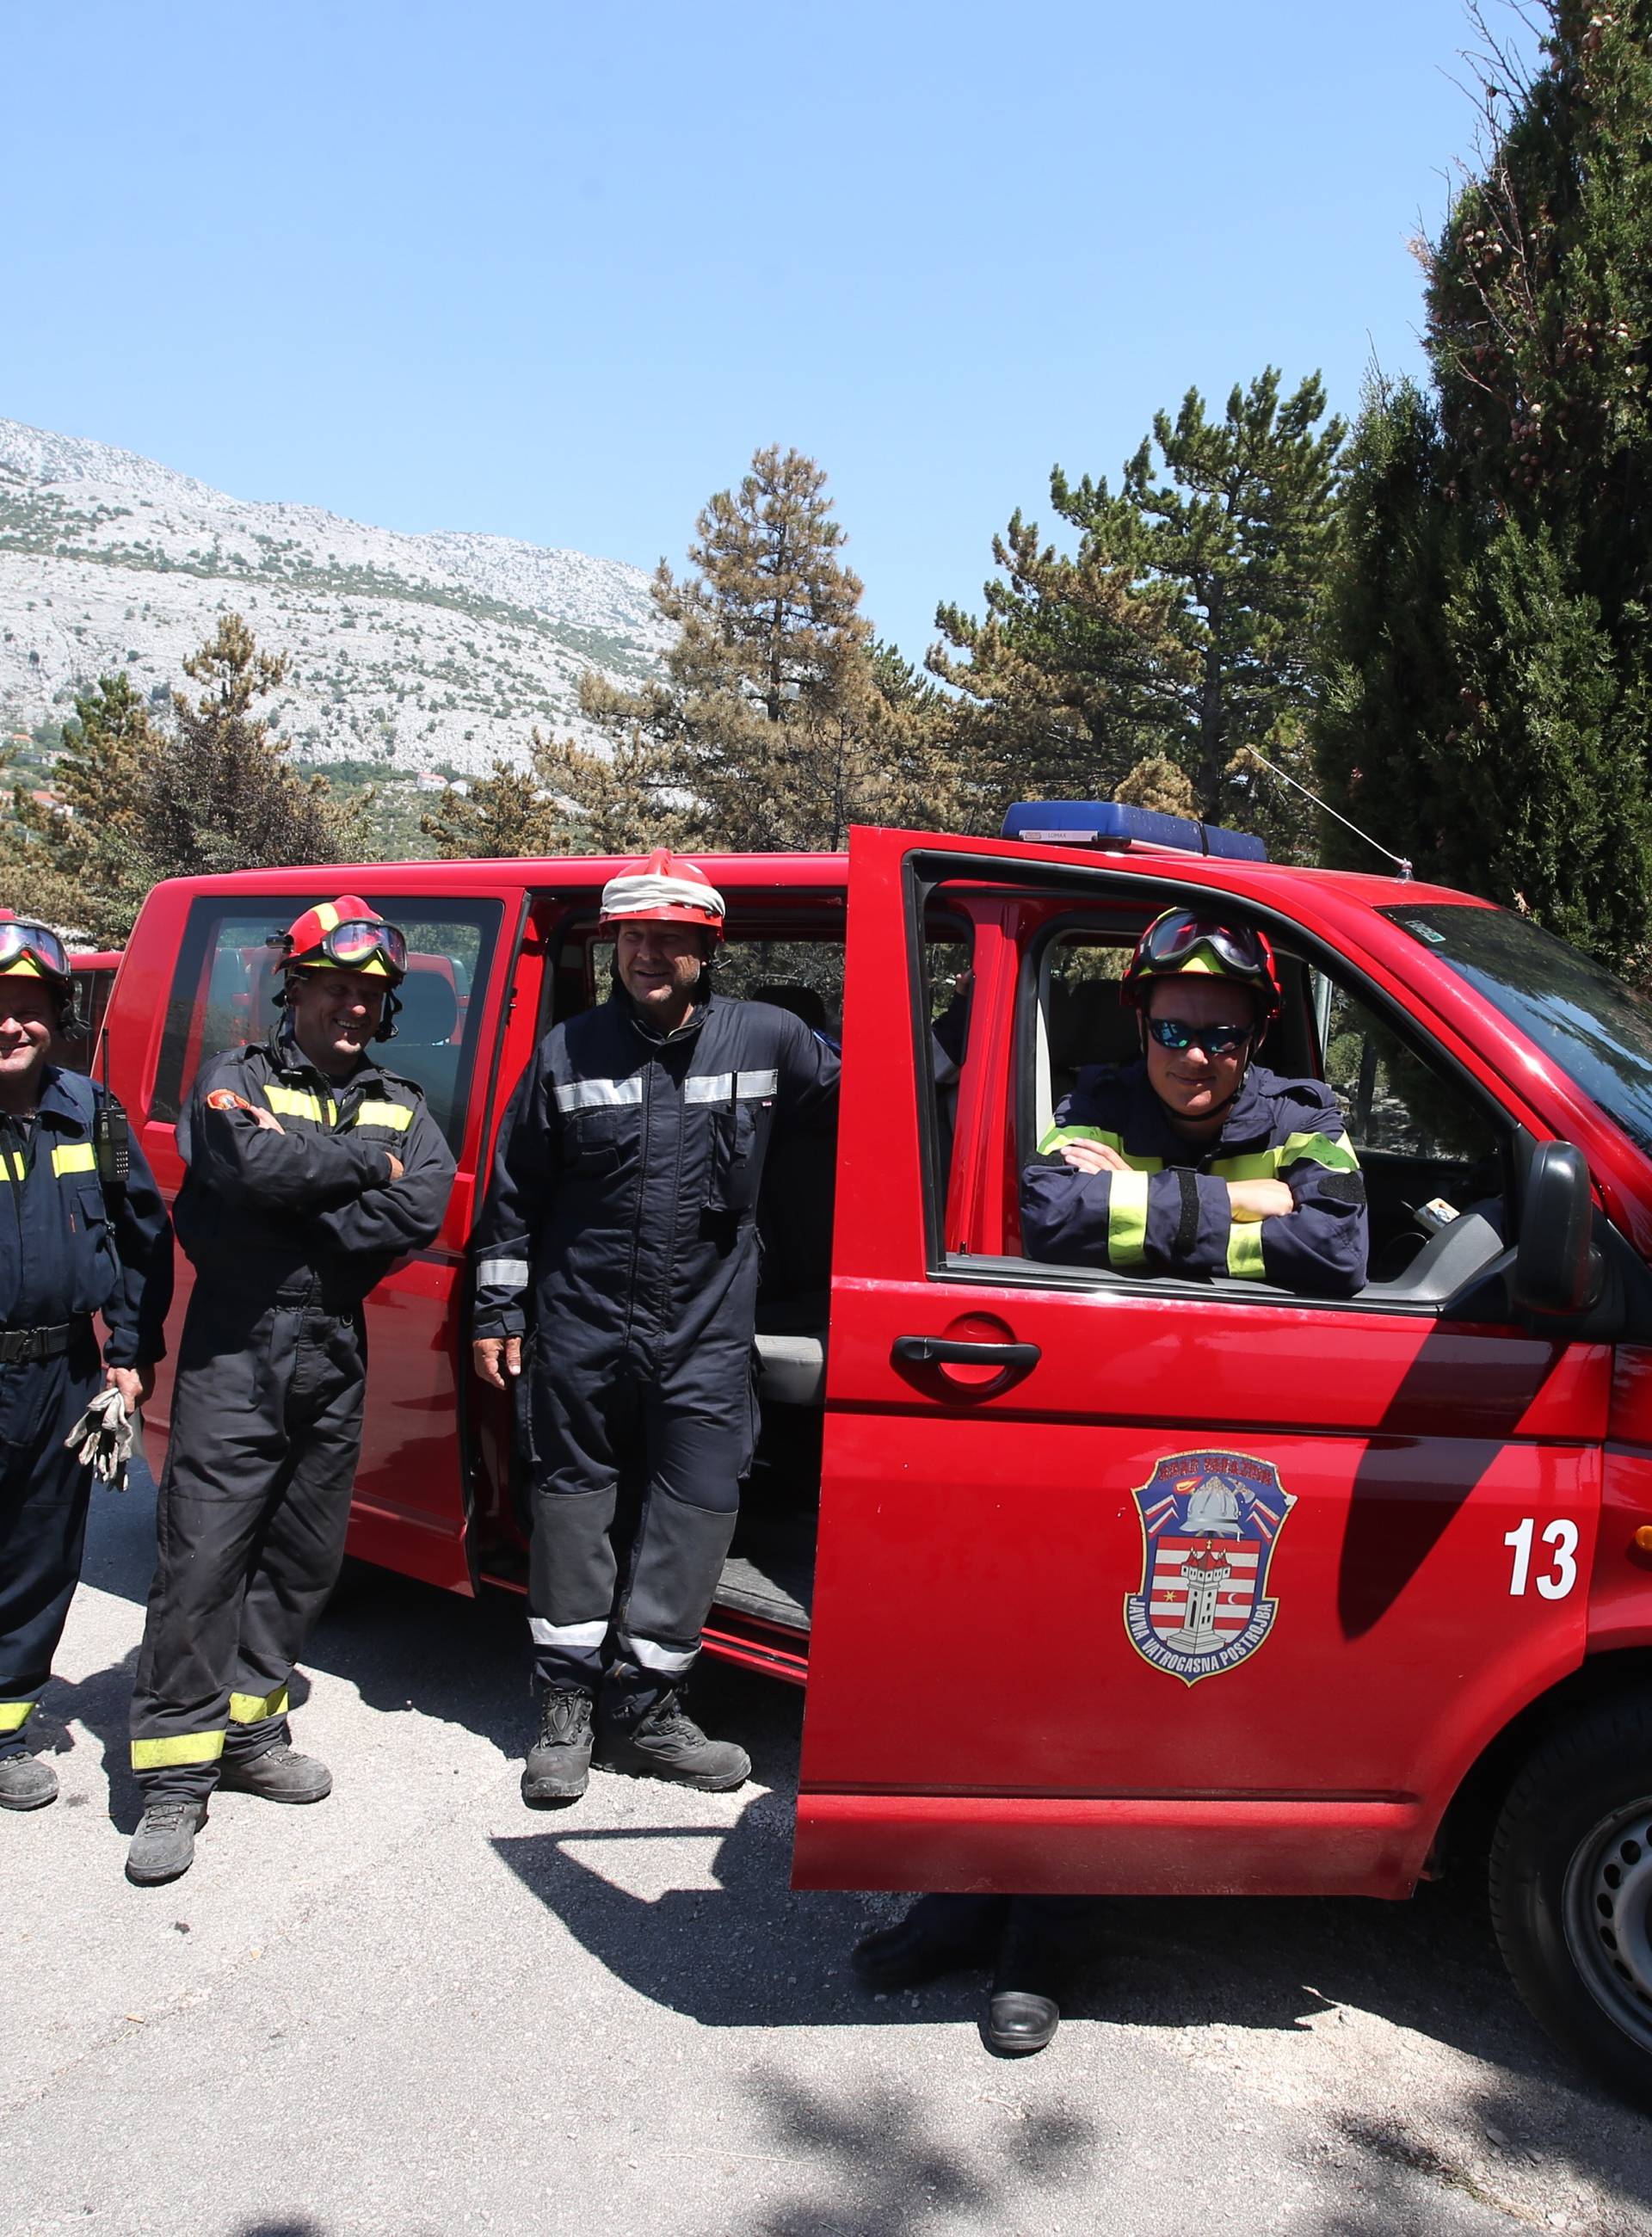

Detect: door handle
[892, 1335, 1041, 1371]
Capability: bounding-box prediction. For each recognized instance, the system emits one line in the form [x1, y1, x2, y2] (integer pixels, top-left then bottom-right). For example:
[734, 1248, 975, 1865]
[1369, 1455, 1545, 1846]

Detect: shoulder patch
[206, 1089, 255, 1112]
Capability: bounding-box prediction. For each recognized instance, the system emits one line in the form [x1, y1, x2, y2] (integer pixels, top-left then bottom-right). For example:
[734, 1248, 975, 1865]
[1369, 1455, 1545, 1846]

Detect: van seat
[755, 1330, 825, 1406]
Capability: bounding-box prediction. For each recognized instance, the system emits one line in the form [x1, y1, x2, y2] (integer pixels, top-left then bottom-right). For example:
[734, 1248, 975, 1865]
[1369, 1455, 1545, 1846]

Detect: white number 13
[1504, 1517, 1580, 1599]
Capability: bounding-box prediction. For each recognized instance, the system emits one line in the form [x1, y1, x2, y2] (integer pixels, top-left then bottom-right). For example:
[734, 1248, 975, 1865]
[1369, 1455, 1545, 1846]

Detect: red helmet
[1121, 909, 1283, 1026]
[598, 849, 726, 940]
[279, 897, 408, 983]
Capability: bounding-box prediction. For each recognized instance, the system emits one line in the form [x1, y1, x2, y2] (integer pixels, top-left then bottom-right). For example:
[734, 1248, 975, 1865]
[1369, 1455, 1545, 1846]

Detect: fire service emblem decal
[1123, 1451, 1296, 1685]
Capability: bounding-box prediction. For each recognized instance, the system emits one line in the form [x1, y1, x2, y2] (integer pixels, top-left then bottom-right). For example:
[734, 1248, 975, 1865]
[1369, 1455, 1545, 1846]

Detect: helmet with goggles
[1121, 909, 1283, 1029]
[0, 918, 75, 1013]
[275, 897, 408, 983]
[598, 849, 726, 940]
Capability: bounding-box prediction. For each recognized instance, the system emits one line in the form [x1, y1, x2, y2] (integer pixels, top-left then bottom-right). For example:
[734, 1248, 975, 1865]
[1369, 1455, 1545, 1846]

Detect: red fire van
[103, 810, 1652, 2101]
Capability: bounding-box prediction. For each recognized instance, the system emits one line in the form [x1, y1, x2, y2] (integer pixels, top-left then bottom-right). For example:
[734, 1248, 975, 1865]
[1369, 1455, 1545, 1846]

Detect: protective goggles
[1137, 915, 1273, 978]
[0, 920, 71, 983]
[287, 920, 407, 977]
[1144, 1014, 1255, 1057]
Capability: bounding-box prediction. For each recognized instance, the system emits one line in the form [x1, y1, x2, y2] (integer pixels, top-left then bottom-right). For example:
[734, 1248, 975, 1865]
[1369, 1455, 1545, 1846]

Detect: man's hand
[383, 1152, 404, 1183]
[105, 1364, 153, 1411]
[1228, 1180, 1294, 1222]
[472, 1336, 521, 1390]
[1059, 1139, 1132, 1174]
[250, 1105, 285, 1132]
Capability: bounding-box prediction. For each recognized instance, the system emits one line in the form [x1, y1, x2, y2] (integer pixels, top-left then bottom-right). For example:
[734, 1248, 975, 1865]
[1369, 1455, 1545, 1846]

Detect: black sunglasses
[1145, 1015, 1254, 1057]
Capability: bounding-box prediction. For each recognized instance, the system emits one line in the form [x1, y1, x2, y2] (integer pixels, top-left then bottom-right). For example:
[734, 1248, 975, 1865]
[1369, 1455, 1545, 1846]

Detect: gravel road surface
[5, 1465, 1649, 2237]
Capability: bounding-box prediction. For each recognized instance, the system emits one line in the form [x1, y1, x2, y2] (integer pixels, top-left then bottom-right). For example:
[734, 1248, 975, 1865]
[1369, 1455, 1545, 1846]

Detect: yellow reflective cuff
[351, 1101, 413, 1132]
[262, 1086, 333, 1125]
[1280, 1129, 1360, 1173]
[1106, 1169, 1150, 1266]
[131, 1731, 225, 1770]
[1209, 1150, 1281, 1182]
[0, 1150, 23, 1182]
[229, 1685, 290, 1724]
[52, 1142, 97, 1177]
[1036, 1125, 1162, 1174]
[1227, 1223, 1268, 1279]
[0, 1699, 37, 1733]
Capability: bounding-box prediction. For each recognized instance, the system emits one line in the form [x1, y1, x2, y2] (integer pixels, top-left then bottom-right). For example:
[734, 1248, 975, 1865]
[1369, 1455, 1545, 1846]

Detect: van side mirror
[1513, 1141, 1601, 1318]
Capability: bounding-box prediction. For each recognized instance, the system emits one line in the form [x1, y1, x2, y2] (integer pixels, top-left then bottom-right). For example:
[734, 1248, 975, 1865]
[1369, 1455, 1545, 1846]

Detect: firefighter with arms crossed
[0, 920, 172, 1812]
[853, 909, 1369, 2051]
[471, 849, 839, 1803]
[126, 899, 455, 1884]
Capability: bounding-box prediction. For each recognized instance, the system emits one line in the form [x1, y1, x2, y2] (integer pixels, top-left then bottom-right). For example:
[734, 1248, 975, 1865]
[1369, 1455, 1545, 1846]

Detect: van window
[151, 895, 503, 1154]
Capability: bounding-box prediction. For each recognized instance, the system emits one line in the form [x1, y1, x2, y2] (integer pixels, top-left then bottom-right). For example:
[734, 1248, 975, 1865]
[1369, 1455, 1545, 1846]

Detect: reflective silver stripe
[528, 1617, 609, 1648]
[683, 1073, 734, 1104]
[737, 1069, 779, 1098]
[554, 1076, 644, 1112]
[477, 1257, 530, 1293]
[615, 1631, 697, 1674]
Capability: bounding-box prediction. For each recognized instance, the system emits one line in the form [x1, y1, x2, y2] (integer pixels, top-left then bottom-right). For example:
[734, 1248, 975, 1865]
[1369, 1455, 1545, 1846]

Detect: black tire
[1489, 1688, 1652, 2106]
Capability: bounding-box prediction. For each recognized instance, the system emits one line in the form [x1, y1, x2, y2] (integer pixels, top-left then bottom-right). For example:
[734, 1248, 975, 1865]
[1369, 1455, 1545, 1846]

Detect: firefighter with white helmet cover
[125, 897, 455, 1884]
[471, 847, 839, 1802]
[0, 919, 172, 1814]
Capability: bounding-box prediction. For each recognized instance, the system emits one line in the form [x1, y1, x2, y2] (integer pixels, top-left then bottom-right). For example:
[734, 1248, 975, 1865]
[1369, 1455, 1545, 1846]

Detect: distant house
[414, 769, 448, 793]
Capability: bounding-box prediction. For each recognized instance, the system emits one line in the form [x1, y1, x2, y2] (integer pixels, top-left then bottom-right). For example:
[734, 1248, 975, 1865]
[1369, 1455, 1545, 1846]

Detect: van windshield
[1384, 903, 1652, 1158]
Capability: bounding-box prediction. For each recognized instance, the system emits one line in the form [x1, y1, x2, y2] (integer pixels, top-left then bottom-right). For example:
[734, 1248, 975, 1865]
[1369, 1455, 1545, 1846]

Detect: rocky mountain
[0, 416, 669, 779]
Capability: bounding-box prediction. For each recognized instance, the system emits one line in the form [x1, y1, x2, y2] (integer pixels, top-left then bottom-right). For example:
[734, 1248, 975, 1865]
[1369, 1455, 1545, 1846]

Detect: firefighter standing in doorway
[126, 898, 455, 1885]
[471, 849, 839, 1803]
[0, 920, 172, 1812]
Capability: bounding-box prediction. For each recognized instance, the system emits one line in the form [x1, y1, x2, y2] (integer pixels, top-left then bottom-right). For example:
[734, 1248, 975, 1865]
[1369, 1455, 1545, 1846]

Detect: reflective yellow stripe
[131, 1730, 225, 1770]
[262, 1086, 334, 1125]
[1106, 1169, 1150, 1266]
[1037, 1125, 1163, 1174]
[1209, 1149, 1281, 1181]
[0, 1700, 36, 1734]
[1227, 1223, 1268, 1279]
[351, 1101, 412, 1132]
[51, 1142, 97, 1176]
[229, 1685, 289, 1724]
[0, 1150, 23, 1183]
[314, 901, 342, 934]
[1279, 1129, 1360, 1173]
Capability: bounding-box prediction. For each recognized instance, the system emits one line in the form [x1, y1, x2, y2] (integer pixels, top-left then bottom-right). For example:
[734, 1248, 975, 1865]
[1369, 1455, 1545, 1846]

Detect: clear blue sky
[3, 1, 1526, 662]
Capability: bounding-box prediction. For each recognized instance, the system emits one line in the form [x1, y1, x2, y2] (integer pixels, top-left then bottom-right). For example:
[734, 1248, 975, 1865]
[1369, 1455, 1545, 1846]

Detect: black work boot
[126, 1797, 208, 1885]
[853, 1894, 1010, 1993]
[986, 1896, 1095, 2055]
[0, 1753, 57, 1811]
[216, 1744, 333, 1803]
[596, 1672, 749, 1791]
[522, 1685, 595, 1806]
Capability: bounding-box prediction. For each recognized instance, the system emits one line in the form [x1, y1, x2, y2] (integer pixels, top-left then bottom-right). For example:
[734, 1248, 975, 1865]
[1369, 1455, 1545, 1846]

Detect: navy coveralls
[471, 985, 839, 1692]
[129, 1030, 455, 1798]
[1022, 1060, 1368, 1296]
[0, 1069, 172, 1758]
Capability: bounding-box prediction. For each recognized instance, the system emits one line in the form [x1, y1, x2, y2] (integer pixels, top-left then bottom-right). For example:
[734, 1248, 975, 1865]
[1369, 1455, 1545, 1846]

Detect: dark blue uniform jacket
[0, 1068, 173, 1363]
[1022, 1060, 1368, 1298]
[472, 987, 840, 1385]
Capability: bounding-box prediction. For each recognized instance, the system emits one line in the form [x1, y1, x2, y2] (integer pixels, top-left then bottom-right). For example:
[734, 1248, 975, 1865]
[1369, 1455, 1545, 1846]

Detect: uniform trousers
[0, 1335, 102, 1756]
[525, 1350, 755, 1693]
[130, 1285, 364, 1800]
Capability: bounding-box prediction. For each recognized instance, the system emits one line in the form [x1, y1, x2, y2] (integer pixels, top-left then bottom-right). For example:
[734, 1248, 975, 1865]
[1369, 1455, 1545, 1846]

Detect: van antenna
[1241, 746, 1413, 880]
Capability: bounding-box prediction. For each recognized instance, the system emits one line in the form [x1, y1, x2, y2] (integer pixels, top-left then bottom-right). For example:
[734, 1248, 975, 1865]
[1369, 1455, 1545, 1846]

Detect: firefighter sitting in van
[853, 911, 1369, 2054]
[125, 899, 456, 1886]
[0, 921, 172, 1814]
[1021, 908, 1368, 1296]
[470, 848, 839, 1805]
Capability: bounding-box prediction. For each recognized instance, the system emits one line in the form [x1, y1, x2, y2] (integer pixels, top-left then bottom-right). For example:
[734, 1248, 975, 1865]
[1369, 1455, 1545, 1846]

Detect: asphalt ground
[5, 1461, 1650, 2237]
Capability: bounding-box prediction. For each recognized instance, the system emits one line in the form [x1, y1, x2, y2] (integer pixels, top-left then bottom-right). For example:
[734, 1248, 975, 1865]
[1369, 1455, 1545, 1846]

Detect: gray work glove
[63, 1385, 136, 1491]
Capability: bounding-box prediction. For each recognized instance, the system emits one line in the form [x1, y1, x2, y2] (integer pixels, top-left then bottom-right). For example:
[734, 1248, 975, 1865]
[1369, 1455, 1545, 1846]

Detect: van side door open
[793, 828, 1609, 1901]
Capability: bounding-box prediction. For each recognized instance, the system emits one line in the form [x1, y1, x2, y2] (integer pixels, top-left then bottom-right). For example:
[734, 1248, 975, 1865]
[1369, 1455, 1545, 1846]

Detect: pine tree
[0, 673, 159, 940]
[1315, 3, 1652, 964]
[932, 371, 1345, 848]
[580, 447, 925, 850]
[422, 726, 691, 859]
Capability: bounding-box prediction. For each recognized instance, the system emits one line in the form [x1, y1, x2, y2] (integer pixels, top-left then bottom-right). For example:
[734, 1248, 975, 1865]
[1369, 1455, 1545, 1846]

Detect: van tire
[1489, 1689, 1652, 2107]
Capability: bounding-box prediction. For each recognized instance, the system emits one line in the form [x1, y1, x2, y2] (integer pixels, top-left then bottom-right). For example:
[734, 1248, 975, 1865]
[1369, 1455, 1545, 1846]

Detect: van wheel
[1489, 1690, 1652, 2106]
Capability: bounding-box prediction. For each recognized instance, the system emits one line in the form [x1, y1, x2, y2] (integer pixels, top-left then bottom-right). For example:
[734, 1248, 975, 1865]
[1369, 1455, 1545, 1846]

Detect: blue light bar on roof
[1002, 799, 1268, 862]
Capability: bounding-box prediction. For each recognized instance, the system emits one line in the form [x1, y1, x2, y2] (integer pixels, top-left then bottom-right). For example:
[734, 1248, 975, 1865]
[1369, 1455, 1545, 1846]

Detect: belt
[0, 1319, 89, 1365]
